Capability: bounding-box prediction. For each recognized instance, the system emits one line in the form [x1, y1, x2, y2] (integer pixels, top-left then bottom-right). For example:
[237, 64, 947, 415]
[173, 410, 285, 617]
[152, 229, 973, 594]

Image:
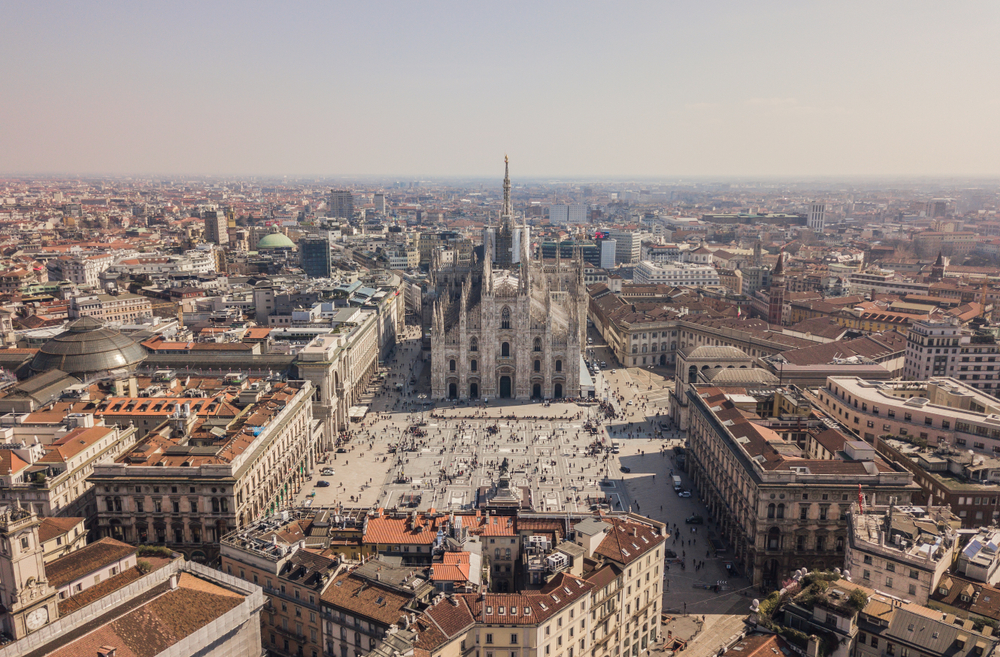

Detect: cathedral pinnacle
[501, 155, 512, 222]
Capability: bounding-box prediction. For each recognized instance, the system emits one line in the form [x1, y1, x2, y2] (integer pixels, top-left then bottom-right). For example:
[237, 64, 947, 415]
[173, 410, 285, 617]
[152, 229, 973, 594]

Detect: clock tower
[0, 502, 58, 638]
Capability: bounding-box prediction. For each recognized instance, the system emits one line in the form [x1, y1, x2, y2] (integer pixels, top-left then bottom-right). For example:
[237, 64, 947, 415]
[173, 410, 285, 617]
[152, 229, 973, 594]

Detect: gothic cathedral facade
[431, 159, 586, 400]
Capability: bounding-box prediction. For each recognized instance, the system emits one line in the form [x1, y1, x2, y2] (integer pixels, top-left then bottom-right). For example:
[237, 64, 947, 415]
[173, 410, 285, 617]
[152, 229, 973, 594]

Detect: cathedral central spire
[501, 154, 512, 223]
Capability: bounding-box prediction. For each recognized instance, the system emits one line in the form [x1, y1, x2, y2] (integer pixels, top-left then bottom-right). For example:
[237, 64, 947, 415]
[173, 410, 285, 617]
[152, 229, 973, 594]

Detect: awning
[349, 405, 369, 420]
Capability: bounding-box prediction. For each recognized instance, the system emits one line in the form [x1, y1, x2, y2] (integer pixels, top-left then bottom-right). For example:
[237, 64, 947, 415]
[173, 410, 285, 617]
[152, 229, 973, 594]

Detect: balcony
[275, 625, 309, 644]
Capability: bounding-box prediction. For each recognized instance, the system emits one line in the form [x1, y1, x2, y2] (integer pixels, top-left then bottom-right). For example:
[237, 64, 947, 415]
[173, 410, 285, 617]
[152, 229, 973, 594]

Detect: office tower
[549, 204, 587, 225]
[203, 210, 229, 247]
[329, 190, 354, 219]
[300, 236, 332, 278]
[600, 239, 617, 269]
[607, 228, 641, 264]
[808, 203, 826, 232]
[373, 193, 386, 214]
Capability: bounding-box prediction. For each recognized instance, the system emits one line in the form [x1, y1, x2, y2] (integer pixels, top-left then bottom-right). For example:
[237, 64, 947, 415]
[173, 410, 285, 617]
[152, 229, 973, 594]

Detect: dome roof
[256, 232, 295, 250]
[30, 316, 147, 379]
[682, 345, 751, 361]
[704, 368, 778, 384]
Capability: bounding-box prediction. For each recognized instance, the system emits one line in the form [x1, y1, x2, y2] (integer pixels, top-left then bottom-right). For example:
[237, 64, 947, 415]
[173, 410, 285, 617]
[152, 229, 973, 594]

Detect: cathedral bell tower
[0, 503, 58, 639]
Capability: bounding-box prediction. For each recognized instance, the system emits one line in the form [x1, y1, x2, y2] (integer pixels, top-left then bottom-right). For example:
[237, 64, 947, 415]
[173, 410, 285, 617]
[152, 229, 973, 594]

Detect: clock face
[26, 607, 48, 631]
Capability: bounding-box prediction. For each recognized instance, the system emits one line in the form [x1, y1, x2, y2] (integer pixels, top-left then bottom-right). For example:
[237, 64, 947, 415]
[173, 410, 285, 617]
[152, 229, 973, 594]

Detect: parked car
[685, 515, 704, 524]
[620, 465, 631, 473]
[315, 480, 331, 487]
[677, 490, 692, 498]
[321, 468, 335, 476]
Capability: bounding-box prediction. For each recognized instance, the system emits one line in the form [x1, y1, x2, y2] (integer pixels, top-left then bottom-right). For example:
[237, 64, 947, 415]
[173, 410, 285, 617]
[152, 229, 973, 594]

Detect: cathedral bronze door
[532, 383, 541, 399]
[499, 376, 512, 398]
[448, 382, 457, 399]
[470, 382, 479, 398]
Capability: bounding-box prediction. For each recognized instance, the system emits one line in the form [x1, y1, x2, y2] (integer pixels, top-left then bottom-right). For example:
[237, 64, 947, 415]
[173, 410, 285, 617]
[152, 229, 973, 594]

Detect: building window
[534, 338, 542, 352]
[556, 360, 562, 372]
[502, 342, 510, 357]
[534, 360, 541, 373]
[471, 360, 477, 372]
[471, 338, 478, 352]
[501, 307, 511, 330]
[450, 359, 456, 372]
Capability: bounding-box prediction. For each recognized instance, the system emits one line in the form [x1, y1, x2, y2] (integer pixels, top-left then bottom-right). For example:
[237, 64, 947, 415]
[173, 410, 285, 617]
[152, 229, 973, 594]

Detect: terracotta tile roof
[413, 597, 476, 650]
[431, 553, 471, 582]
[591, 518, 665, 565]
[584, 563, 621, 590]
[363, 513, 485, 545]
[45, 572, 243, 657]
[37, 426, 115, 464]
[321, 570, 415, 626]
[58, 564, 147, 615]
[38, 516, 84, 543]
[0, 450, 30, 475]
[46, 537, 136, 589]
[479, 514, 516, 536]
[461, 572, 594, 625]
[726, 633, 795, 657]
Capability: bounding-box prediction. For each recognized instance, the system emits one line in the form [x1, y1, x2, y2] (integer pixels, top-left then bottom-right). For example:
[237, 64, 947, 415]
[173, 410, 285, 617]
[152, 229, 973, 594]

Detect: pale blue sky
[2, 2, 998, 177]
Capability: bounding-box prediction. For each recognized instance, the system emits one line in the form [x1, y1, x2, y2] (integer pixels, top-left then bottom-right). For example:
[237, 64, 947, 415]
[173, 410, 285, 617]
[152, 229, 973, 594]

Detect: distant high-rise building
[808, 203, 826, 232]
[549, 204, 587, 225]
[373, 192, 386, 214]
[203, 210, 229, 247]
[607, 228, 641, 264]
[600, 240, 617, 269]
[928, 199, 949, 218]
[567, 204, 587, 224]
[329, 190, 354, 219]
[300, 236, 332, 278]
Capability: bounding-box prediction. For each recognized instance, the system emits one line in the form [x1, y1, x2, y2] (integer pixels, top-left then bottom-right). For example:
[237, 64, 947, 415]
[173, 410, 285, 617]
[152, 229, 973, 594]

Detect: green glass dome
[256, 232, 295, 250]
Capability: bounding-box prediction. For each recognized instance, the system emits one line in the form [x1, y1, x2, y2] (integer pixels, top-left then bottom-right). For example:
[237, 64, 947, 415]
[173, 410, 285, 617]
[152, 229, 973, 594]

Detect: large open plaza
[291, 327, 754, 655]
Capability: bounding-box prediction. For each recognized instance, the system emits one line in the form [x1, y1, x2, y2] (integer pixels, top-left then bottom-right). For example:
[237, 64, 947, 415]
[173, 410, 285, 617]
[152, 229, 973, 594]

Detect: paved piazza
[293, 329, 755, 654]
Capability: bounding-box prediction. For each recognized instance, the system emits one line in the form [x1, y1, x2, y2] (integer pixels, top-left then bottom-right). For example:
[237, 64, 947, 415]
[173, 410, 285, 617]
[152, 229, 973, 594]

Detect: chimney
[807, 636, 820, 657]
[168, 574, 179, 590]
[98, 646, 118, 657]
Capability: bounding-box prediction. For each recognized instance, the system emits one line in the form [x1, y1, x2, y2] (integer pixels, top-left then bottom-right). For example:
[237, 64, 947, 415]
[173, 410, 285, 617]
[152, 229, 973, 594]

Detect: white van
[672, 475, 683, 491]
[611, 440, 621, 454]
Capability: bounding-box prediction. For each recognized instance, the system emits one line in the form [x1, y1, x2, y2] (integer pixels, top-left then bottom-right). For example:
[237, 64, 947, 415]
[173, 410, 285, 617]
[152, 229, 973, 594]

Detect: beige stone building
[685, 384, 918, 591]
[89, 378, 319, 561]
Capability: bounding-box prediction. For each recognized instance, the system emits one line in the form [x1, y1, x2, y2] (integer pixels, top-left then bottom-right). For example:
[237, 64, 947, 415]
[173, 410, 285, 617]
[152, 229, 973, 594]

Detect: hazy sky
[3, 2, 999, 178]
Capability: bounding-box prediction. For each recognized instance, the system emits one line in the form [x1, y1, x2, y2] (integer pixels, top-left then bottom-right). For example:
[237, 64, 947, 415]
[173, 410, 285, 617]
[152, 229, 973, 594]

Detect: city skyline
[4, 1, 999, 178]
